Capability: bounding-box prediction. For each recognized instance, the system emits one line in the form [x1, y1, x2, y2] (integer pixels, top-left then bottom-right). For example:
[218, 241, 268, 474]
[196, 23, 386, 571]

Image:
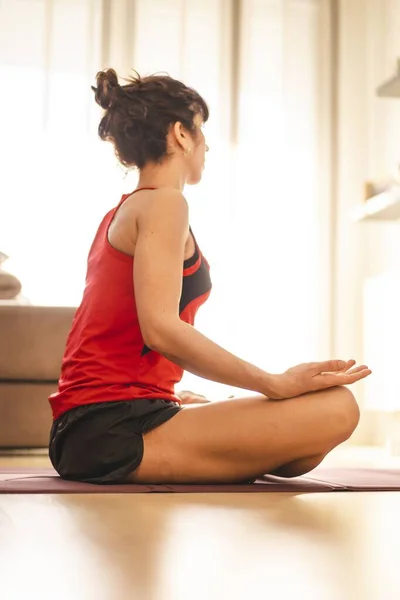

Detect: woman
[49, 69, 371, 485]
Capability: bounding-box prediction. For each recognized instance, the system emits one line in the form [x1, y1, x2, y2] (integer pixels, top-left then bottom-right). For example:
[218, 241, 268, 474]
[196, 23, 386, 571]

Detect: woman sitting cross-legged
[48, 69, 371, 485]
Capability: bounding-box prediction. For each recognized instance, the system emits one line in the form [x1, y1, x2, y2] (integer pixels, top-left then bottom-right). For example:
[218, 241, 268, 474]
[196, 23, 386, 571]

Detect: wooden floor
[1, 447, 400, 600]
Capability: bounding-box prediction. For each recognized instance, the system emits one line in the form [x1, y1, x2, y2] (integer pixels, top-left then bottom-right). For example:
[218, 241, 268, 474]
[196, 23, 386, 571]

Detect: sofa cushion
[0, 382, 56, 447]
[0, 305, 75, 380]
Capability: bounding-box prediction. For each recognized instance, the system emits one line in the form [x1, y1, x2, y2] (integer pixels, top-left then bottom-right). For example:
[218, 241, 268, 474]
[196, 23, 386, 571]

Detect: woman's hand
[177, 390, 211, 404]
[266, 359, 372, 400]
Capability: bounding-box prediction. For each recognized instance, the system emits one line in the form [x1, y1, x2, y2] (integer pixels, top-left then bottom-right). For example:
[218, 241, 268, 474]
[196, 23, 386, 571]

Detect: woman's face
[186, 114, 208, 185]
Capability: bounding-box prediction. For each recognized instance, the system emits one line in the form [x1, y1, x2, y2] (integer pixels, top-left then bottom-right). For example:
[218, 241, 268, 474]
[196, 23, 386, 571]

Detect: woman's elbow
[140, 320, 178, 353]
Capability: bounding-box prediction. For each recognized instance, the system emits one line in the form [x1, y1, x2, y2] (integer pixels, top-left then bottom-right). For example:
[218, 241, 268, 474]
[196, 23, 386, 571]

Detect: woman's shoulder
[137, 187, 188, 219]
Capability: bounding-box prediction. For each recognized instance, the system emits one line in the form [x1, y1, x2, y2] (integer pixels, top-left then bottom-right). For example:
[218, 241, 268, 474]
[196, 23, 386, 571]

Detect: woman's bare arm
[133, 188, 274, 396]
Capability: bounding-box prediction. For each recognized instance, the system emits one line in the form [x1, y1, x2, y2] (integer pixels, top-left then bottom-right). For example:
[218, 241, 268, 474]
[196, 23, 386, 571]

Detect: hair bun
[92, 68, 119, 109]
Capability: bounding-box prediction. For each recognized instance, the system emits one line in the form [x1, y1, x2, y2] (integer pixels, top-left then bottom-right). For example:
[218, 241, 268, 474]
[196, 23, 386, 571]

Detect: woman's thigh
[128, 386, 359, 484]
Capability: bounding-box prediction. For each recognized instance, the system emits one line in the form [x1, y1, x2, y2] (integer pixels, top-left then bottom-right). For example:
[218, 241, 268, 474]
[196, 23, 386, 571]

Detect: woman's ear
[172, 121, 187, 151]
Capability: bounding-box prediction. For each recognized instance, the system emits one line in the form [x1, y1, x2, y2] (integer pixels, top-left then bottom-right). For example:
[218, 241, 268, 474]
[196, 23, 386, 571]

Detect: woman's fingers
[339, 359, 356, 372]
[317, 367, 372, 387]
[177, 390, 210, 404]
[345, 365, 369, 375]
[342, 368, 372, 383]
[328, 360, 358, 375]
[312, 359, 356, 374]
[191, 396, 211, 404]
[311, 360, 346, 373]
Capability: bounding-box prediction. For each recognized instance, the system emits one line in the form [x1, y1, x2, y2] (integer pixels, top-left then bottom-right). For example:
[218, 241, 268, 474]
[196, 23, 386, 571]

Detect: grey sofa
[0, 304, 75, 447]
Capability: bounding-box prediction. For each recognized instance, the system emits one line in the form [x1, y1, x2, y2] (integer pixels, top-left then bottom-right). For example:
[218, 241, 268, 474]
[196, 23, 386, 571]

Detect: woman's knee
[326, 386, 360, 446]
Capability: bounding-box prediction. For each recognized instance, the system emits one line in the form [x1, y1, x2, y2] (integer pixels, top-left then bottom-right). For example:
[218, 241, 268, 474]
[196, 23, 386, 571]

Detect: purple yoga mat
[0, 468, 332, 494]
[1, 466, 400, 494]
[303, 467, 400, 491]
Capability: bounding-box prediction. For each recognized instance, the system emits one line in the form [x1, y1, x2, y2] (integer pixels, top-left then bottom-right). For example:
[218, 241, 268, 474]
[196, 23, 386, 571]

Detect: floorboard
[0, 445, 398, 600]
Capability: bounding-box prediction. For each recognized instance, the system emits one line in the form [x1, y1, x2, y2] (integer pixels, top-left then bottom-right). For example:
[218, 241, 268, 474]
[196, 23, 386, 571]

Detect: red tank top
[49, 189, 212, 420]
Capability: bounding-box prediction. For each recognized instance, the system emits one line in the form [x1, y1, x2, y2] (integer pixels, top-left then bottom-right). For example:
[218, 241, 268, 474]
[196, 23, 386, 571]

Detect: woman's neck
[138, 160, 187, 192]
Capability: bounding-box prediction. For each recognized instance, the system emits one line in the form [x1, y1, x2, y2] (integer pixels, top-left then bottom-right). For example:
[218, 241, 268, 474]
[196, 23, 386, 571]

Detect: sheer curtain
[0, 0, 122, 306]
[227, 0, 331, 379]
[0, 0, 331, 397]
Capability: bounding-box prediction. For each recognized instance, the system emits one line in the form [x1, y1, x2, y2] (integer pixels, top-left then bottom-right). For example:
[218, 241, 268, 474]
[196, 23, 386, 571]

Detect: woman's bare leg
[127, 386, 360, 484]
[269, 453, 329, 478]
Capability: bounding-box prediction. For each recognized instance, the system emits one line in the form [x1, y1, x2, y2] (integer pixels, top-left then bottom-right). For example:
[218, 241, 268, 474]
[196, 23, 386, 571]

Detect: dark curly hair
[92, 69, 209, 169]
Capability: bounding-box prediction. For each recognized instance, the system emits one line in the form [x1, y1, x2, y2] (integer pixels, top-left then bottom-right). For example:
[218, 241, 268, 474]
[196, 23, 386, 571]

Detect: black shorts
[49, 399, 182, 484]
